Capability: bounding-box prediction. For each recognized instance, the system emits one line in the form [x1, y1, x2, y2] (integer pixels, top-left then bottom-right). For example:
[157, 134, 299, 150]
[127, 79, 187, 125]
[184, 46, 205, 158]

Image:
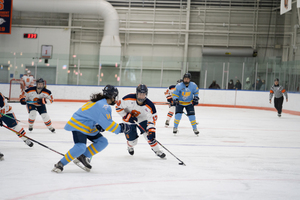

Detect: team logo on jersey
[181, 90, 191, 100]
[102, 104, 110, 110]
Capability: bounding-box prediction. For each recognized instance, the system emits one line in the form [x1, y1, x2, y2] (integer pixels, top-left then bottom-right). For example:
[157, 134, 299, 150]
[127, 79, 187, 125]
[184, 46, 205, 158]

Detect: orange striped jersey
[21, 75, 35, 89]
[115, 93, 157, 131]
[164, 85, 176, 102]
[24, 86, 54, 106]
[269, 85, 288, 100]
[0, 92, 12, 115]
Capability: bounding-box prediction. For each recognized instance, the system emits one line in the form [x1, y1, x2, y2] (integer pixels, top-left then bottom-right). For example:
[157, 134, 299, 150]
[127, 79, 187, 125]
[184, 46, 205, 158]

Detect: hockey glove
[166, 96, 173, 104]
[20, 98, 27, 105]
[172, 99, 179, 106]
[192, 96, 199, 105]
[122, 113, 137, 123]
[147, 128, 156, 141]
[119, 123, 131, 134]
[37, 98, 47, 105]
[95, 124, 105, 132]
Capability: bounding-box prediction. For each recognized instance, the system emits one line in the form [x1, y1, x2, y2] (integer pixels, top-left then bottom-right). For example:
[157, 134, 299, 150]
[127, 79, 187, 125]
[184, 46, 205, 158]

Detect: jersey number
[131, 110, 141, 117]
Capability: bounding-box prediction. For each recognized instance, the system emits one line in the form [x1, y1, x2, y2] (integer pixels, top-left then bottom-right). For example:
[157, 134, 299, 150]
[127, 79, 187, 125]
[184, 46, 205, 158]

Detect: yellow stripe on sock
[87, 146, 95, 156]
[91, 144, 99, 154]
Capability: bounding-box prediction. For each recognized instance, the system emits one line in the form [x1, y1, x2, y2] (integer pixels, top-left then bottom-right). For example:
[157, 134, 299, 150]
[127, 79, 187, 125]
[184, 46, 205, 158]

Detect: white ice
[1, 102, 300, 200]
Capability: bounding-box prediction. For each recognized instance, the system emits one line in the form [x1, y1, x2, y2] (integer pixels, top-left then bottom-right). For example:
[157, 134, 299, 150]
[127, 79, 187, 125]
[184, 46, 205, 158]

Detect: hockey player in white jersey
[21, 70, 35, 90]
[164, 79, 182, 127]
[20, 78, 55, 132]
[0, 92, 33, 147]
[116, 84, 166, 158]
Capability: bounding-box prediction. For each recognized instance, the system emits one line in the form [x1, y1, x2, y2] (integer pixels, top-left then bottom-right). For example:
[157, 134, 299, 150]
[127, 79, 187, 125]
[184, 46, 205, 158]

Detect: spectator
[208, 80, 221, 89]
[260, 80, 266, 91]
[228, 79, 234, 89]
[252, 76, 262, 90]
[234, 80, 242, 90]
[244, 77, 252, 90]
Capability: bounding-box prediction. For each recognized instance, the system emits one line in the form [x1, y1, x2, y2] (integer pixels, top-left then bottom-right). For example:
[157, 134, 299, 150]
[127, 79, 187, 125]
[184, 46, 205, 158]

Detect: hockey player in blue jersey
[172, 73, 200, 135]
[52, 85, 130, 173]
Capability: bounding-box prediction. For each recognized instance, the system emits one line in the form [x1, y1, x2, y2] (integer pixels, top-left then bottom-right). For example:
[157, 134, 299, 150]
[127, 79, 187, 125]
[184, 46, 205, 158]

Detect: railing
[0, 53, 299, 92]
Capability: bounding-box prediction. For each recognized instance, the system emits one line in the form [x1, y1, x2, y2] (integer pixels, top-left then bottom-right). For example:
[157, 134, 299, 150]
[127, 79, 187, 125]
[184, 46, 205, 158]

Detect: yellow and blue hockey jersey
[172, 82, 199, 106]
[64, 99, 122, 136]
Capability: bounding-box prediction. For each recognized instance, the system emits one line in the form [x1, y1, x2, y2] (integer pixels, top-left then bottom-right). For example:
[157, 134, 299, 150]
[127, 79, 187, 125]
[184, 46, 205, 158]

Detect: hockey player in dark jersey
[52, 85, 130, 173]
[269, 78, 288, 117]
[20, 78, 55, 132]
[116, 84, 165, 158]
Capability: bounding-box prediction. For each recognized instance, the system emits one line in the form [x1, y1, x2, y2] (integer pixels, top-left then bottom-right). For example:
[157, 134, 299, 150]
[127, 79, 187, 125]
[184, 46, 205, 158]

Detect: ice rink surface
[1, 102, 300, 200]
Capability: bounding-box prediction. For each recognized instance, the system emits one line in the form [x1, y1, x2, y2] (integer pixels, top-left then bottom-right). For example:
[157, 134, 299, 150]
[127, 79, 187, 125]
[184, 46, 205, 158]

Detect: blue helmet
[136, 84, 148, 103]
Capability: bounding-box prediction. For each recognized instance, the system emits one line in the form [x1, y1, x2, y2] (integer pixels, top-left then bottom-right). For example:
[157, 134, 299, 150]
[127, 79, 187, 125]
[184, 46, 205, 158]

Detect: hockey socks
[174, 113, 183, 128]
[188, 115, 197, 129]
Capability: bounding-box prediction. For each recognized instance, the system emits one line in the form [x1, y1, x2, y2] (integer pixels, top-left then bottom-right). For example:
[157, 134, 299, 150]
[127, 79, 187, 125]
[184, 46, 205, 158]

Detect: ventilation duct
[202, 47, 255, 57]
[13, 0, 121, 65]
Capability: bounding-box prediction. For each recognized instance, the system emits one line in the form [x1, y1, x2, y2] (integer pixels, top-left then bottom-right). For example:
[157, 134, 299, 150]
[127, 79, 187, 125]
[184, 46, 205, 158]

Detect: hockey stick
[0, 113, 22, 123]
[133, 120, 186, 166]
[27, 101, 37, 103]
[2, 124, 64, 156]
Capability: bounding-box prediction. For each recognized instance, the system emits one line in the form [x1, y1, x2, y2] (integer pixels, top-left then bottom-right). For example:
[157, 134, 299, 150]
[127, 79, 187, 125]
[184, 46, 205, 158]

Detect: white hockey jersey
[0, 92, 12, 115]
[24, 86, 54, 106]
[115, 93, 157, 131]
[21, 75, 35, 89]
[164, 85, 176, 102]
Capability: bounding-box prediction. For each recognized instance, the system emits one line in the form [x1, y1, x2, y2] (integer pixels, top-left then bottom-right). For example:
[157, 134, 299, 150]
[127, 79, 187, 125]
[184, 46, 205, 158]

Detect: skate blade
[51, 168, 62, 173]
[73, 159, 91, 172]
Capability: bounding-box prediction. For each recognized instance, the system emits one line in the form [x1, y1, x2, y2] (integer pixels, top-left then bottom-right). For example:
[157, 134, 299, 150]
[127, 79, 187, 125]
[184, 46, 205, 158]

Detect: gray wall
[0, 27, 70, 84]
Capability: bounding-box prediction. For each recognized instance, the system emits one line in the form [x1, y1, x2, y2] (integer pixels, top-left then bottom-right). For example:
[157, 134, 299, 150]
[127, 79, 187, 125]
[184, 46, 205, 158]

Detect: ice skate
[49, 127, 55, 133]
[278, 114, 281, 117]
[52, 161, 64, 173]
[73, 154, 92, 172]
[28, 125, 33, 131]
[193, 128, 199, 136]
[0, 152, 4, 161]
[127, 147, 134, 155]
[165, 120, 169, 127]
[24, 139, 34, 147]
[173, 127, 178, 134]
[153, 150, 166, 159]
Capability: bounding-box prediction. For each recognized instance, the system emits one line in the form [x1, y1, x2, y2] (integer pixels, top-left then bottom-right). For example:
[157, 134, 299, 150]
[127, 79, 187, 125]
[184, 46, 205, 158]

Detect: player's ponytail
[90, 93, 106, 102]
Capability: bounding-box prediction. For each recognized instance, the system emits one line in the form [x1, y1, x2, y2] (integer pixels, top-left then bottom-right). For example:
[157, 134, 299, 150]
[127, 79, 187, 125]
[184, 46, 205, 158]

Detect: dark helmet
[183, 73, 191, 79]
[36, 78, 45, 84]
[177, 79, 183, 84]
[136, 84, 148, 103]
[183, 73, 191, 84]
[103, 85, 119, 101]
[274, 78, 279, 82]
[36, 78, 45, 89]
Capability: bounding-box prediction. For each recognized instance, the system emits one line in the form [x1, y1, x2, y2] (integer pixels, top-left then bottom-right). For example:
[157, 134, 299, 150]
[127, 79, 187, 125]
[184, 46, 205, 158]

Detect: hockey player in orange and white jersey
[0, 92, 34, 147]
[115, 84, 165, 158]
[20, 78, 55, 133]
[21, 70, 35, 90]
[164, 79, 182, 127]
